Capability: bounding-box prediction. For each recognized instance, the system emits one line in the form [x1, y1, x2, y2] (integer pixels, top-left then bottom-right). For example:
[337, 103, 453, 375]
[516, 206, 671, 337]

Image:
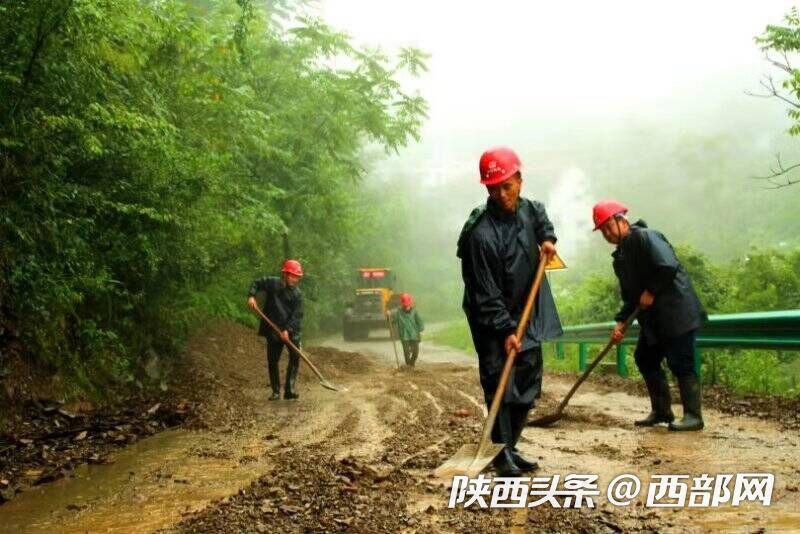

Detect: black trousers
[401, 340, 419, 366]
[266, 337, 300, 394]
[478, 346, 543, 408]
[476, 339, 543, 448]
[634, 329, 698, 381]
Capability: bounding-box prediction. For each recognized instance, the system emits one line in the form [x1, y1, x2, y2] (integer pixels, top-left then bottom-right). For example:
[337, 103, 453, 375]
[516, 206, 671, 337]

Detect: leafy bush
[0, 0, 427, 396]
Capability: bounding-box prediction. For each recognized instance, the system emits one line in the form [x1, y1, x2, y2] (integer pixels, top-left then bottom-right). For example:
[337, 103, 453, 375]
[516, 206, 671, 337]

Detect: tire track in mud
[5, 329, 798, 533]
[172, 351, 529, 532]
[422, 390, 445, 415]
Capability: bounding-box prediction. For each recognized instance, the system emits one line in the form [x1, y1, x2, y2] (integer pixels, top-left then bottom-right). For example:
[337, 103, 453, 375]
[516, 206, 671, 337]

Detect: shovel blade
[319, 379, 342, 392]
[528, 412, 562, 427]
[434, 442, 505, 480]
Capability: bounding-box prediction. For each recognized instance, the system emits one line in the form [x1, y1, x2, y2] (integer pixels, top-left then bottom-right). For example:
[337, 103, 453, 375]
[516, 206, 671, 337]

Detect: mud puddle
[0, 408, 277, 533]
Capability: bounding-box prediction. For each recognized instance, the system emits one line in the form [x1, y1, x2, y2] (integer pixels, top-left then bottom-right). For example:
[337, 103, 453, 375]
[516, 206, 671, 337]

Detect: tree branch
[752, 153, 800, 188]
[764, 51, 794, 74]
[745, 76, 800, 109]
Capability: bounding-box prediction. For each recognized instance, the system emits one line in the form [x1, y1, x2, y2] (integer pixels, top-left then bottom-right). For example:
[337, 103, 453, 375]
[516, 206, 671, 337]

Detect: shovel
[386, 311, 402, 370]
[434, 252, 549, 480]
[528, 307, 640, 427]
[251, 306, 343, 392]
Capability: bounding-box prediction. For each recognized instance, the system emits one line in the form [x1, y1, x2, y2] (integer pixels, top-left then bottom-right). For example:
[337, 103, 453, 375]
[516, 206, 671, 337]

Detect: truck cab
[342, 268, 396, 340]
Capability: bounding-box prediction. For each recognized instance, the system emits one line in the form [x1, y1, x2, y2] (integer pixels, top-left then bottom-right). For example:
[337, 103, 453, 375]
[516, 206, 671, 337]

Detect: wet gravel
[556, 370, 800, 430]
[3, 320, 797, 531]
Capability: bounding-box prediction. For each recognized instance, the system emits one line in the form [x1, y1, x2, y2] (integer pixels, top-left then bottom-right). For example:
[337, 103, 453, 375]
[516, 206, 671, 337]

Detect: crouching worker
[247, 259, 304, 401]
[592, 201, 707, 431]
[392, 293, 424, 367]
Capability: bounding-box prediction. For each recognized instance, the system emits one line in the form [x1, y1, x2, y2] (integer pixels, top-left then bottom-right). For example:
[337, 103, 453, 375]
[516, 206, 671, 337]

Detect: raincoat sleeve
[248, 276, 271, 297]
[466, 231, 516, 335]
[640, 232, 679, 296]
[614, 299, 637, 323]
[531, 200, 557, 245]
[286, 291, 303, 334]
[414, 309, 424, 333]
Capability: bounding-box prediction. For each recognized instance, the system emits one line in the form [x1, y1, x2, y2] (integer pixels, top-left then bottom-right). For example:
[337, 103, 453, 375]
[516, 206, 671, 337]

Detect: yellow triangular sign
[545, 252, 567, 271]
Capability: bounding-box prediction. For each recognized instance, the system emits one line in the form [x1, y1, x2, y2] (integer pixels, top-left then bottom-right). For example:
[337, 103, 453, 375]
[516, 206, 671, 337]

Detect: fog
[321, 0, 800, 316]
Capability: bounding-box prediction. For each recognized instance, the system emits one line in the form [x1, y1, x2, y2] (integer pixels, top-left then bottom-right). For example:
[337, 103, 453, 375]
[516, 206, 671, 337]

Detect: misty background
[323, 0, 800, 319]
[4, 0, 798, 401]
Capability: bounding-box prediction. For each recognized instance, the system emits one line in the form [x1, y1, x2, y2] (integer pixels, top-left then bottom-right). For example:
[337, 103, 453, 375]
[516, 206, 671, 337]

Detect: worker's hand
[280, 330, 290, 343]
[247, 296, 258, 311]
[639, 290, 655, 310]
[610, 321, 626, 344]
[504, 334, 522, 355]
[541, 240, 556, 261]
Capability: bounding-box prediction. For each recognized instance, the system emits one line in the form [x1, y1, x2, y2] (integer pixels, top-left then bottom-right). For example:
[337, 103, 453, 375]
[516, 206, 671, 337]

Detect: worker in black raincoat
[457, 147, 563, 476]
[592, 200, 706, 431]
[247, 259, 305, 401]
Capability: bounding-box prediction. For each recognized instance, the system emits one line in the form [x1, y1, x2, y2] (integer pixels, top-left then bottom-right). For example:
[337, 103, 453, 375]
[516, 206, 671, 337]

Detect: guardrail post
[578, 343, 588, 372]
[616, 344, 628, 378]
[555, 342, 565, 360]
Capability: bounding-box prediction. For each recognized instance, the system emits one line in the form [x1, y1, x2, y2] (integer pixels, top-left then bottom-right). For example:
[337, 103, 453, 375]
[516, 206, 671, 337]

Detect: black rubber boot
[669, 374, 704, 431]
[269, 392, 280, 401]
[284, 352, 300, 400]
[509, 405, 538, 472]
[635, 374, 675, 426]
[493, 448, 522, 477]
[491, 405, 522, 477]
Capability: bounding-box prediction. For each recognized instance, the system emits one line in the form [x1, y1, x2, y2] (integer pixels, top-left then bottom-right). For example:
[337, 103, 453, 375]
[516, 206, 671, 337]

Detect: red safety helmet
[479, 147, 521, 185]
[399, 293, 413, 307]
[592, 200, 628, 231]
[281, 259, 304, 277]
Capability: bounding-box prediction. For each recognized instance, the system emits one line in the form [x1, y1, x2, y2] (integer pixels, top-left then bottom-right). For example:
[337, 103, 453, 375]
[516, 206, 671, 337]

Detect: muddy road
[0, 323, 797, 532]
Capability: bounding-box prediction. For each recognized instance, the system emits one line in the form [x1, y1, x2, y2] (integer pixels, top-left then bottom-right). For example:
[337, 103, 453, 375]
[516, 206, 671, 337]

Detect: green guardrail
[553, 310, 800, 378]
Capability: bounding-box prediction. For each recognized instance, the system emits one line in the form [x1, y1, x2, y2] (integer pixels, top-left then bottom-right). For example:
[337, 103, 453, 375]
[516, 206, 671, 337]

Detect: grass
[427, 318, 475, 354]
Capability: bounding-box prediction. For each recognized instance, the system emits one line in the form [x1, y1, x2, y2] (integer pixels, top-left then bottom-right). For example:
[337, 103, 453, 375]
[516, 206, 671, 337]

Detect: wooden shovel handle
[554, 307, 641, 413]
[479, 253, 549, 448]
[251, 306, 327, 383]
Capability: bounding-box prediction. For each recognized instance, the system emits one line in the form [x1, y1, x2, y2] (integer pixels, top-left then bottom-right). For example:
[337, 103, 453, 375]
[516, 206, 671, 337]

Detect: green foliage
[723, 249, 800, 312]
[431, 245, 800, 397]
[541, 344, 581, 373]
[672, 244, 732, 313]
[555, 274, 619, 325]
[755, 7, 800, 186]
[0, 0, 427, 396]
[757, 7, 800, 135]
[345, 177, 463, 321]
[704, 348, 797, 396]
